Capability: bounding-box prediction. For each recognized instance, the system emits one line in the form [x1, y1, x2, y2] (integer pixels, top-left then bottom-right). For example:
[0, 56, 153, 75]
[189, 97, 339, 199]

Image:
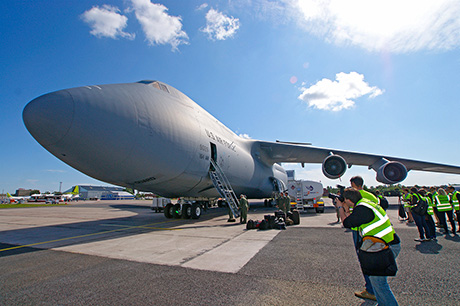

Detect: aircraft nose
[23, 90, 74, 146]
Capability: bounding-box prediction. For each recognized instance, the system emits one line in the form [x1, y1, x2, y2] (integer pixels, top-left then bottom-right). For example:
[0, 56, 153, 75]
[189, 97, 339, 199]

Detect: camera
[328, 185, 345, 203]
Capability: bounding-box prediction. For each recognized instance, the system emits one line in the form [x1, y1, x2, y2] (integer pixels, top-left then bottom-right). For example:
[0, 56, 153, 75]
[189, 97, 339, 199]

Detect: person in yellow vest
[428, 186, 442, 228]
[447, 186, 460, 233]
[349, 176, 377, 301]
[350, 176, 378, 204]
[410, 187, 434, 241]
[419, 189, 436, 240]
[334, 188, 401, 306]
[402, 188, 414, 223]
[435, 188, 456, 235]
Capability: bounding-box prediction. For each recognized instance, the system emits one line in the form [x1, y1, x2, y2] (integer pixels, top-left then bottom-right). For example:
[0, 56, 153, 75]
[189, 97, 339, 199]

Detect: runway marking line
[0, 220, 182, 253]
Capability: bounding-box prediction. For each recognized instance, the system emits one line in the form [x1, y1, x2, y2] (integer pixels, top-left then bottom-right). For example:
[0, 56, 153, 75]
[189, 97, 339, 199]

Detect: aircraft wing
[254, 140, 460, 178]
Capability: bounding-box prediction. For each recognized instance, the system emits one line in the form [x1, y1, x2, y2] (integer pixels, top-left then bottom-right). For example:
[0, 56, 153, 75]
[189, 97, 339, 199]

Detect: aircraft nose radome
[23, 90, 74, 147]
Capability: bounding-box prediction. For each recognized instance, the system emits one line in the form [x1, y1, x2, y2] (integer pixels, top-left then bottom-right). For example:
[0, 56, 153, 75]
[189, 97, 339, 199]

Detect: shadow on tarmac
[0, 201, 283, 258]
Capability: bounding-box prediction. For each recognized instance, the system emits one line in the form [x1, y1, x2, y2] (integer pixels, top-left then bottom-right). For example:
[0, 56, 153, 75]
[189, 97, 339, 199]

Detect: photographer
[334, 188, 401, 306]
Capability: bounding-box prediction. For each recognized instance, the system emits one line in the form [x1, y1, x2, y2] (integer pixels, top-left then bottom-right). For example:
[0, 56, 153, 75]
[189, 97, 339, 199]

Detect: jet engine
[322, 154, 347, 179]
[375, 160, 408, 184]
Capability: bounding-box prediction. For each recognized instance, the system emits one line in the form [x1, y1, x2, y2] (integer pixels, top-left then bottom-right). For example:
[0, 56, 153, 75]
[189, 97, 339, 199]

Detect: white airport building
[64, 185, 134, 200]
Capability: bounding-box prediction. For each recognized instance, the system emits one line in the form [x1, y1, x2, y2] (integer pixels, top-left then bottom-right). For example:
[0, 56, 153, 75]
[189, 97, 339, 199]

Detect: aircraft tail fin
[7, 193, 12, 198]
[72, 185, 79, 195]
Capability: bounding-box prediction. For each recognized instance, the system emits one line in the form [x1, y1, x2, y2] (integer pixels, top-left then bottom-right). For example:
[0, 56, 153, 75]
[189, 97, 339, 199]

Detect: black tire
[291, 210, 300, 225]
[182, 204, 192, 219]
[164, 203, 173, 218]
[316, 207, 325, 213]
[191, 203, 201, 219]
[173, 204, 181, 218]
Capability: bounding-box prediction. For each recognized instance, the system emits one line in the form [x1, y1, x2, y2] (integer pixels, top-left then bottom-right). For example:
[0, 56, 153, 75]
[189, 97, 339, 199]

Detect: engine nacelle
[375, 161, 407, 184]
[322, 154, 347, 179]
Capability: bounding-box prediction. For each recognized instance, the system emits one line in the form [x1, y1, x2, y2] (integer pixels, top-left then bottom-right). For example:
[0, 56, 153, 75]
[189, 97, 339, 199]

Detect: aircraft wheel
[191, 203, 201, 219]
[182, 204, 192, 219]
[164, 203, 173, 218]
[173, 204, 181, 218]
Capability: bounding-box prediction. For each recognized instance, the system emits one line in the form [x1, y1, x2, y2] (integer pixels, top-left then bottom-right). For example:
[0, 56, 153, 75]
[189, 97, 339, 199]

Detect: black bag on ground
[398, 204, 406, 219]
[259, 219, 269, 230]
[246, 220, 255, 230]
[411, 198, 428, 216]
[268, 215, 276, 229]
[357, 237, 397, 276]
[291, 210, 300, 225]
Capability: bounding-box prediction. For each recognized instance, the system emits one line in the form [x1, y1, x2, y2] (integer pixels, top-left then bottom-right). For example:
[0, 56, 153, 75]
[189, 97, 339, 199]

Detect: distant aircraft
[6, 193, 29, 203]
[23, 80, 460, 218]
[62, 185, 80, 201]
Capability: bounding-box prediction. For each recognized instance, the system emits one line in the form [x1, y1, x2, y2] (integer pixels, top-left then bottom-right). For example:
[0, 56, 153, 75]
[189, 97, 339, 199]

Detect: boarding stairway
[209, 159, 240, 218]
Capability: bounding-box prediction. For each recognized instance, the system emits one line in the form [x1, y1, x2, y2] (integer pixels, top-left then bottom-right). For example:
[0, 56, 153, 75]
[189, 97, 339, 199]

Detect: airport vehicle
[151, 197, 171, 213]
[29, 194, 64, 203]
[23, 80, 460, 219]
[287, 179, 325, 213]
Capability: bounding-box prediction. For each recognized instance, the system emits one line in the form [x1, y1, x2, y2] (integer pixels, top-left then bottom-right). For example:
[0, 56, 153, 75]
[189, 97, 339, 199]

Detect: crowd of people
[401, 185, 460, 241]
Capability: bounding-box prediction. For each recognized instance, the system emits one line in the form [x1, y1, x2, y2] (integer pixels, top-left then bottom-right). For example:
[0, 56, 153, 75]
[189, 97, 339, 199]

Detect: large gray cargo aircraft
[23, 80, 460, 217]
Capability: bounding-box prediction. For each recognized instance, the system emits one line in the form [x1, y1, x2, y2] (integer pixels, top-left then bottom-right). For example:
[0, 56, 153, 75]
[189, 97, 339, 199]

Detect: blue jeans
[352, 230, 374, 295]
[369, 243, 401, 306]
[411, 211, 431, 239]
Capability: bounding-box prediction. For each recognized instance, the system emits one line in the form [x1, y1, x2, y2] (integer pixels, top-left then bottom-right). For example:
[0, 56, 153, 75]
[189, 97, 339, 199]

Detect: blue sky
[2, 0, 460, 194]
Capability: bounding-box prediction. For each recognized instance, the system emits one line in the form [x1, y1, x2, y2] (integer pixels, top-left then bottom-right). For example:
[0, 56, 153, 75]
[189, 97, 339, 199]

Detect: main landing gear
[164, 201, 203, 219]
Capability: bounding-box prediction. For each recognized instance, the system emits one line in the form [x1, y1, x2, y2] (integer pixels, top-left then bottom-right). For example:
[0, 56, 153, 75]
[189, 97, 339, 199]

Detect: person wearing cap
[239, 194, 249, 224]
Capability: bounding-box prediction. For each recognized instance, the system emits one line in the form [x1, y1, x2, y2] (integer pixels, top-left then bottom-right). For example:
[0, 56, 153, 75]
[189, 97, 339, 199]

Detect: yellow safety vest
[426, 196, 434, 215]
[450, 191, 460, 211]
[435, 195, 453, 212]
[403, 193, 412, 208]
[356, 199, 395, 244]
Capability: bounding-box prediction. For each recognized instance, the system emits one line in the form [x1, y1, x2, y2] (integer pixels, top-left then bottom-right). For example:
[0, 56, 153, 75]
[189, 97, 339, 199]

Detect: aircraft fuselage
[23, 81, 286, 199]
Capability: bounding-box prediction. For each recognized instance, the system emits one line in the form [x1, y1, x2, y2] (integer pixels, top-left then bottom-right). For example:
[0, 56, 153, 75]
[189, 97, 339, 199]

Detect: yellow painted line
[100, 223, 181, 230]
[0, 221, 182, 253]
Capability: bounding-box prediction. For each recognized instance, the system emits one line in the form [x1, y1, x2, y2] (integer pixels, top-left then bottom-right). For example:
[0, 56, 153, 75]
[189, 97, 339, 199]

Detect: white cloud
[290, 0, 460, 53]
[46, 170, 66, 173]
[201, 8, 240, 40]
[197, 3, 209, 11]
[81, 5, 135, 40]
[298, 72, 383, 111]
[130, 0, 188, 51]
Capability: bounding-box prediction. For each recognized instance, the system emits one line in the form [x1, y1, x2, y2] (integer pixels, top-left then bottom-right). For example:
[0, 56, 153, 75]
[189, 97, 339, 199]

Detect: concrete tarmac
[1, 198, 459, 305]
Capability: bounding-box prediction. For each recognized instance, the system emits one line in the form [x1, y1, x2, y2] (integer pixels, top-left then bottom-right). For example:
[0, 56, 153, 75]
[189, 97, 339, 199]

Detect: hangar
[64, 185, 134, 200]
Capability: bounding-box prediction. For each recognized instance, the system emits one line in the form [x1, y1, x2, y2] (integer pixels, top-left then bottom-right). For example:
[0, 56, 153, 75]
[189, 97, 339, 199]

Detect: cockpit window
[138, 80, 169, 93]
[159, 83, 169, 93]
